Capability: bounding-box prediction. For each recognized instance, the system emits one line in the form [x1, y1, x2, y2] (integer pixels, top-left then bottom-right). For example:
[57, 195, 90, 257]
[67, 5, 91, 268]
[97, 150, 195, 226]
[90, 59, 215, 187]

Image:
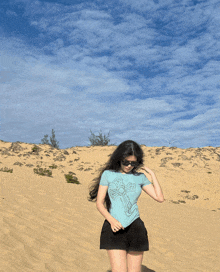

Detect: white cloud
[6, 10, 18, 16]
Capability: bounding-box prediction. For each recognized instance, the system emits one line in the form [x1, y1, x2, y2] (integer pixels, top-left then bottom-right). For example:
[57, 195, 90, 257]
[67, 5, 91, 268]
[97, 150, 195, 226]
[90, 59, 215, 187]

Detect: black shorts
[100, 217, 149, 252]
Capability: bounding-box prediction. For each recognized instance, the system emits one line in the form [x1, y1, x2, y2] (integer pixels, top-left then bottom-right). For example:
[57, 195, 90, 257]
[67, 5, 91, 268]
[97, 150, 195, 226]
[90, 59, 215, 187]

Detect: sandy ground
[1, 140, 220, 272]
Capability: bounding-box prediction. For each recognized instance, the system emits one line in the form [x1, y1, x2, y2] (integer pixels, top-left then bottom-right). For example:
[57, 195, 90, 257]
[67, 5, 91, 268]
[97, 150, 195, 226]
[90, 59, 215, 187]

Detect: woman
[88, 140, 164, 272]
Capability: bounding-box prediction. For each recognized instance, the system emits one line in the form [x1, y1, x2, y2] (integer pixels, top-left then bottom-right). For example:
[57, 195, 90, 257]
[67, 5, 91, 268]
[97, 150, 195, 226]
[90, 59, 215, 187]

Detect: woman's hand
[141, 166, 165, 203]
[110, 218, 124, 232]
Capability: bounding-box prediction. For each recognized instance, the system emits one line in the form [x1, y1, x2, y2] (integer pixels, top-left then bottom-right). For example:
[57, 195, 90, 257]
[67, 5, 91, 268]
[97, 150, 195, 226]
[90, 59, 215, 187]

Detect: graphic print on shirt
[108, 177, 138, 217]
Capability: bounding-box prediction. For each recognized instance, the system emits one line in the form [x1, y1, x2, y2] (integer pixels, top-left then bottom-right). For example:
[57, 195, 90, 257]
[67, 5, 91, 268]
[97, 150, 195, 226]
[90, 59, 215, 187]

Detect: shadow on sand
[107, 264, 156, 271]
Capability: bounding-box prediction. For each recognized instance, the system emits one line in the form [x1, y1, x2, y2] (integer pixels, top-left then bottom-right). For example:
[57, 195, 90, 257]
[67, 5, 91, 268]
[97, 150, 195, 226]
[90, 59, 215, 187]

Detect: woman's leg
[107, 249, 127, 272]
[127, 251, 144, 272]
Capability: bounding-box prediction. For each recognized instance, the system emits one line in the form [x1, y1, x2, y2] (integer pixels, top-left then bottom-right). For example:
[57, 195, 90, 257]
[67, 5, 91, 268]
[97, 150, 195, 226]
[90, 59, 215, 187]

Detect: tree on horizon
[88, 130, 110, 146]
[41, 129, 59, 149]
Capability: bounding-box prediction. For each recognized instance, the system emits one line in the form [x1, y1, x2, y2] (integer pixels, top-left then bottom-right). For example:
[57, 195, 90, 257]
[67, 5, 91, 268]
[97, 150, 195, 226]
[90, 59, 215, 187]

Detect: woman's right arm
[96, 185, 124, 232]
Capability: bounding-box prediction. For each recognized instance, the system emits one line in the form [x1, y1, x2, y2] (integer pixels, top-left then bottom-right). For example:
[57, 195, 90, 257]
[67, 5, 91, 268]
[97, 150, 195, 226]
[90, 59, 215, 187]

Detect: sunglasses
[121, 159, 139, 167]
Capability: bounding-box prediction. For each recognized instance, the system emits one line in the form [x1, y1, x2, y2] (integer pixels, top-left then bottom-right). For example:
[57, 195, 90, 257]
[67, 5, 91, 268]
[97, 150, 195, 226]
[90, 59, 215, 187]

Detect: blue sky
[0, 0, 220, 149]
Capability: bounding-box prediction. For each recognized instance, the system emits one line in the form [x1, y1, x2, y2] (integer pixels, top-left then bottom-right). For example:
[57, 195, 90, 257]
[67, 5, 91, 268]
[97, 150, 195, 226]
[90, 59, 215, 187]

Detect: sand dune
[1, 140, 220, 271]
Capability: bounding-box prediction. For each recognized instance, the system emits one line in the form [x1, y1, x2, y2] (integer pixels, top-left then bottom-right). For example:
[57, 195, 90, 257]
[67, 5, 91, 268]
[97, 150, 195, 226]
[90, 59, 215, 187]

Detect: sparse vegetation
[172, 163, 182, 167]
[180, 190, 199, 200]
[49, 164, 58, 169]
[65, 172, 80, 184]
[88, 130, 110, 146]
[170, 199, 186, 204]
[26, 164, 34, 167]
[53, 154, 66, 161]
[34, 165, 52, 177]
[185, 194, 199, 200]
[181, 190, 190, 193]
[0, 167, 13, 173]
[84, 168, 92, 171]
[32, 145, 40, 153]
[10, 142, 24, 153]
[14, 162, 23, 166]
[170, 200, 180, 204]
[41, 135, 50, 145]
[41, 129, 59, 149]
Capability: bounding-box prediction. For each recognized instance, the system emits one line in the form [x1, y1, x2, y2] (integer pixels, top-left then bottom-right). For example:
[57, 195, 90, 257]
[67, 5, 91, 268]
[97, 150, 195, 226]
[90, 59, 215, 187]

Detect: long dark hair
[88, 140, 144, 211]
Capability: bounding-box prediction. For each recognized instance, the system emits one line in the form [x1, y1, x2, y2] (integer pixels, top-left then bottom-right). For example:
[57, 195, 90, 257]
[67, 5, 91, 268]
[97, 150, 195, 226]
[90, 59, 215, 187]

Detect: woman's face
[120, 155, 137, 174]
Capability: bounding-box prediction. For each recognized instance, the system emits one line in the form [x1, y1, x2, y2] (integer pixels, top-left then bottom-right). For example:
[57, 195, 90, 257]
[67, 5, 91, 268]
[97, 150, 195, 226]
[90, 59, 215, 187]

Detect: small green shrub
[0, 167, 13, 173]
[84, 168, 92, 171]
[186, 194, 199, 200]
[49, 164, 58, 169]
[65, 173, 80, 184]
[181, 190, 190, 193]
[32, 145, 40, 153]
[170, 200, 180, 204]
[26, 164, 34, 167]
[14, 162, 23, 166]
[34, 166, 52, 177]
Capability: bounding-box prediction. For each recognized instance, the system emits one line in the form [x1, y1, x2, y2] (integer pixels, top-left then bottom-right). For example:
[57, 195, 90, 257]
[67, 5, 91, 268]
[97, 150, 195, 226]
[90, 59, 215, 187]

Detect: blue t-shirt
[100, 170, 151, 228]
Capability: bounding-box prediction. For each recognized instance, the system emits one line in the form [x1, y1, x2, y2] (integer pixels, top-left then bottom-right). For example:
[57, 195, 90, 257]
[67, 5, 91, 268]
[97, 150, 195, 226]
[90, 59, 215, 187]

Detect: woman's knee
[107, 250, 127, 272]
[127, 251, 143, 272]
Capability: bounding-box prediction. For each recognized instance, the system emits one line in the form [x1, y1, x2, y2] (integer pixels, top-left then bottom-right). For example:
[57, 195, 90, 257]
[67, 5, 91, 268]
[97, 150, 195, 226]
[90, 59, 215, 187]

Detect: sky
[0, 0, 220, 149]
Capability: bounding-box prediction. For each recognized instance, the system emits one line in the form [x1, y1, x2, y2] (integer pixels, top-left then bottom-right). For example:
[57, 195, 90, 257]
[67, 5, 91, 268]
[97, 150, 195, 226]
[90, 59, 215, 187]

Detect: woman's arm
[141, 166, 164, 203]
[96, 185, 124, 232]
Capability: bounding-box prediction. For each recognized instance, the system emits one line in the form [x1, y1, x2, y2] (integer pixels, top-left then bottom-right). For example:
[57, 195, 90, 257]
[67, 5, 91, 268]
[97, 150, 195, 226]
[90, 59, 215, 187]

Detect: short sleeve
[100, 170, 108, 186]
[141, 173, 151, 187]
